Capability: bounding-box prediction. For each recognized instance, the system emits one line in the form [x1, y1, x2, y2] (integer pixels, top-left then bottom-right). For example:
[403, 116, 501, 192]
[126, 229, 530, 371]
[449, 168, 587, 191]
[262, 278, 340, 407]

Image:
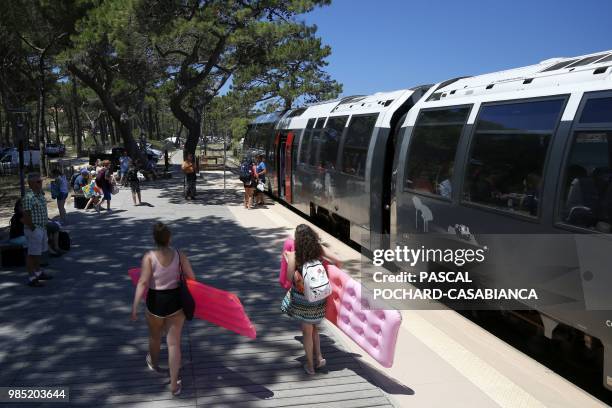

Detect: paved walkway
[0, 166, 400, 407]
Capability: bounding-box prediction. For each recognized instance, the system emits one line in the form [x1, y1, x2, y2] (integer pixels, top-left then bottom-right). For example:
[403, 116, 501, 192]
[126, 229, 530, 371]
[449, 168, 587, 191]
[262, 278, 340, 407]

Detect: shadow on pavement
[0, 168, 405, 407]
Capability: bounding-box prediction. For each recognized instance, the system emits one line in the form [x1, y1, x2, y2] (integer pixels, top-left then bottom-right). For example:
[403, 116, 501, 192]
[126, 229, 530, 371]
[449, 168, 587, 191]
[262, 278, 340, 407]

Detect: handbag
[177, 249, 195, 321]
[280, 289, 293, 316]
[111, 182, 119, 195]
[50, 181, 59, 199]
[257, 181, 265, 192]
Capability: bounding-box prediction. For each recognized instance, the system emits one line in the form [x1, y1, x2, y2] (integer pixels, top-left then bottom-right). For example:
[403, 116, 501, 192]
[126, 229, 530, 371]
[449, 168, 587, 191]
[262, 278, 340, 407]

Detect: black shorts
[146, 287, 182, 317]
[130, 181, 140, 193]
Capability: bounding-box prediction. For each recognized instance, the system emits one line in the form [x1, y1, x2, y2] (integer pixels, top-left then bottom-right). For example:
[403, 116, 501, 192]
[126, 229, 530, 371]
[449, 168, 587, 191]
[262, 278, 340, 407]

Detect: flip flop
[303, 364, 315, 376]
[171, 379, 182, 396]
[316, 358, 327, 370]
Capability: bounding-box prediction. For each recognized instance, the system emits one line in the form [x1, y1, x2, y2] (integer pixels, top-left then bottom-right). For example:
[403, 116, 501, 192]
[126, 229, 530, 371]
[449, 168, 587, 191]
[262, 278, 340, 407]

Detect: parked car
[1, 149, 41, 167]
[45, 143, 65, 157]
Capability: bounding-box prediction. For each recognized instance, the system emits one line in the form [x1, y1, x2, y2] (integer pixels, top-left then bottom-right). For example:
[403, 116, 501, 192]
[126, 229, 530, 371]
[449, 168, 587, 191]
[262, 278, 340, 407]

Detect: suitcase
[74, 195, 87, 209]
[1, 244, 26, 267]
[58, 231, 71, 251]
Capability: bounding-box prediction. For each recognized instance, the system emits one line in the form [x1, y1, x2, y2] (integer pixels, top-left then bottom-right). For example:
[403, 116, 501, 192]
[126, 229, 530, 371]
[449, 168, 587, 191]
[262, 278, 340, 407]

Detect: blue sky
[300, 0, 612, 96]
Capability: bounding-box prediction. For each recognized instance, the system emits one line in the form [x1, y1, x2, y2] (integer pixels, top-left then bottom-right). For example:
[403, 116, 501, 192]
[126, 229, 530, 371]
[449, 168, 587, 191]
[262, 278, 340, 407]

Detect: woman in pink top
[131, 222, 195, 396]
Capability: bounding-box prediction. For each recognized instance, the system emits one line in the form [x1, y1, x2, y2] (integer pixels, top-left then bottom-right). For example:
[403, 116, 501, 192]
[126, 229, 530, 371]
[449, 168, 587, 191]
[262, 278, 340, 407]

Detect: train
[242, 50, 612, 390]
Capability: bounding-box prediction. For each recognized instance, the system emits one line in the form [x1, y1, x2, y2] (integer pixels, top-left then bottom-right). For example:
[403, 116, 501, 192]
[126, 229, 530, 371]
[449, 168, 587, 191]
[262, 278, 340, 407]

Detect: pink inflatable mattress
[278, 245, 402, 367]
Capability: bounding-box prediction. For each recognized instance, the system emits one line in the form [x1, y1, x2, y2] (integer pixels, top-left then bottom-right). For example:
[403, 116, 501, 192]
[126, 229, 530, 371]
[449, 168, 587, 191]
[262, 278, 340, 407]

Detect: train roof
[405, 49, 612, 126]
[251, 111, 287, 125]
[277, 89, 421, 130]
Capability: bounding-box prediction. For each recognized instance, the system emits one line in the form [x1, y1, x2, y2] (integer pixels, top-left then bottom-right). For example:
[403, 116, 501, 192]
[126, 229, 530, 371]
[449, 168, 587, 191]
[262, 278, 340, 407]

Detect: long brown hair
[295, 224, 322, 269]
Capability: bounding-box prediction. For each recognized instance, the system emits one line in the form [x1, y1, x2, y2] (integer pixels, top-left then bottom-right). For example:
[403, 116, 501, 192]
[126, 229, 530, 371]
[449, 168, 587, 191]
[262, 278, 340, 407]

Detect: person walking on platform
[96, 160, 114, 212]
[239, 156, 257, 209]
[282, 224, 342, 375]
[22, 173, 54, 287]
[119, 150, 131, 186]
[181, 153, 198, 200]
[127, 162, 142, 206]
[51, 168, 69, 222]
[254, 154, 267, 206]
[131, 222, 196, 396]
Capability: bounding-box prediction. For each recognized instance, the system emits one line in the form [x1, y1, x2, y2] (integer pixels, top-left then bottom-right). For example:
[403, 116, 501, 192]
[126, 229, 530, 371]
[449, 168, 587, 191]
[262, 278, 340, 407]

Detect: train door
[285, 132, 294, 203]
[276, 132, 287, 199]
[271, 132, 280, 196]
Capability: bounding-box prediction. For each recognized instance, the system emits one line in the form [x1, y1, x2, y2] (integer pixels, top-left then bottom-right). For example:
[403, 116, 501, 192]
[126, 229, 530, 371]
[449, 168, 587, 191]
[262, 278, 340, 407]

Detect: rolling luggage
[74, 195, 87, 209]
[0, 244, 26, 268]
[58, 231, 71, 251]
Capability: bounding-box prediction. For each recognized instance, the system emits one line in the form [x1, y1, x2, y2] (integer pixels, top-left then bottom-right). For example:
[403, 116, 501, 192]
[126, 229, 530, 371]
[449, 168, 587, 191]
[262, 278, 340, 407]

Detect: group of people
[240, 154, 267, 209]
[72, 159, 115, 212]
[131, 221, 340, 396]
[72, 153, 143, 208]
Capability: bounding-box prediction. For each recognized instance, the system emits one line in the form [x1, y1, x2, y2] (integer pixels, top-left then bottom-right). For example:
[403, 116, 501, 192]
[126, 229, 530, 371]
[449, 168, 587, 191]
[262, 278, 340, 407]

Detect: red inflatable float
[128, 268, 256, 339]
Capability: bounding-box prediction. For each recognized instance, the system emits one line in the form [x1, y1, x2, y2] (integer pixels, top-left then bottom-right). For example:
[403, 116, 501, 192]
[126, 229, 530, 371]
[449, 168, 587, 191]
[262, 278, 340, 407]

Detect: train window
[299, 119, 316, 164]
[597, 54, 612, 63]
[340, 114, 378, 178]
[315, 117, 326, 129]
[405, 107, 470, 197]
[318, 116, 348, 169]
[463, 99, 565, 217]
[579, 97, 612, 124]
[541, 59, 578, 72]
[559, 131, 612, 231]
[565, 54, 608, 68]
[308, 127, 322, 166]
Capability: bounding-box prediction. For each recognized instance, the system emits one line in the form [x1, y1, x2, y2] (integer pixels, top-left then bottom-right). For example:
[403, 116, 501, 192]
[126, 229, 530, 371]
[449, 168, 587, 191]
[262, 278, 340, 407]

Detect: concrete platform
[0, 166, 396, 407]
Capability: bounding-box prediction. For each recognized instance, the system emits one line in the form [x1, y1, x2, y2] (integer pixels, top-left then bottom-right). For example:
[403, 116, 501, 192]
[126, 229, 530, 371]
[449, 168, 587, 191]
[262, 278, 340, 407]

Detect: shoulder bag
[177, 249, 195, 321]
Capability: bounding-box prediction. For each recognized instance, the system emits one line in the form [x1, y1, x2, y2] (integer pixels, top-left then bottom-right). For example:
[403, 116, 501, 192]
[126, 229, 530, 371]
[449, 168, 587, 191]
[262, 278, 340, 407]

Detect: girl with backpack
[282, 224, 342, 375]
[239, 157, 257, 209]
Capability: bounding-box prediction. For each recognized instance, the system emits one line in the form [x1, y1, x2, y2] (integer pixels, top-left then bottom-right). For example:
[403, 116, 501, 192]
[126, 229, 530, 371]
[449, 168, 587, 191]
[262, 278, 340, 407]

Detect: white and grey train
[243, 50, 612, 390]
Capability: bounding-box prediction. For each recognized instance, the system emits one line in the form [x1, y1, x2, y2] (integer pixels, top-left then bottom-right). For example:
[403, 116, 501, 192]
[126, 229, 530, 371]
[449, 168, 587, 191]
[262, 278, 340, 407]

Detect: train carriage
[393, 50, 612, 390]
[242, 50, 612, 390]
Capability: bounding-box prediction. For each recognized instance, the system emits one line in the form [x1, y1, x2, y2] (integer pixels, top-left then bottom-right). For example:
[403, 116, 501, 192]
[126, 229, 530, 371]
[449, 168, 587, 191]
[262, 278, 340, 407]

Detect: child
[282, 224, 342, 375]
[83, 180, 102, 213]
[127, 163, 141, 206]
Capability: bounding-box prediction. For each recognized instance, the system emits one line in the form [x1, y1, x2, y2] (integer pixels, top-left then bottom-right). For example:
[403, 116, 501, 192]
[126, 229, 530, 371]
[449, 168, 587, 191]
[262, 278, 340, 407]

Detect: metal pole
[223, 128, 227, 194]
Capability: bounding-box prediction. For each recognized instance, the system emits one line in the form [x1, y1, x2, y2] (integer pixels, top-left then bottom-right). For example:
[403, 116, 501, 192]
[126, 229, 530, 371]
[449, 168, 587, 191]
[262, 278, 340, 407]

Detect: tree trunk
[37, 58, 47, 176]
[155, 108, 161, 140]
[99, 114, 108, 145]
[53, 105, 60, 144]
[170, 95, 202, 160]
[66, 104, 75, 147]
[148, 104, 154, 141]
[2, 107, 10, 146]
[107, 113, 116, 145]
[71, 76, 83, 156]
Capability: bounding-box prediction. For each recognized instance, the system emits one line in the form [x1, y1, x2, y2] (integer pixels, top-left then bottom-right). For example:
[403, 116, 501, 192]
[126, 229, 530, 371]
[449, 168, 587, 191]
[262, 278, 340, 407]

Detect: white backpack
[302, 260, 332, 302]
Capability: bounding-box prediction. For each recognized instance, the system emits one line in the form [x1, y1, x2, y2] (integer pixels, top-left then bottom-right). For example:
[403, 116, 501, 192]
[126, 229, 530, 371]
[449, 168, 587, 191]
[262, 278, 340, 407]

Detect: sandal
[303, 364, 315, 376]
[146, 354, 161, 373]
[316, 358, 326, 370]
[171, 379, 182, 396]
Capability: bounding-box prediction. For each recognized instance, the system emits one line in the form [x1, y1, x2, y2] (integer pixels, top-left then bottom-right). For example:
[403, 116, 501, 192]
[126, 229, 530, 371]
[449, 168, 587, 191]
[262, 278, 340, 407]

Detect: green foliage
[0, 0, 342, 156]
[233, 21, 342, 110]
[133, 0, 339, 155]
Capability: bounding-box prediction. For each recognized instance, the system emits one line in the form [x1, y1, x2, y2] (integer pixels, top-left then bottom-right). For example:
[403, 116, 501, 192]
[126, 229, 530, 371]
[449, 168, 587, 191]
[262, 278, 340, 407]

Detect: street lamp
[222, 106, 231, 195]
